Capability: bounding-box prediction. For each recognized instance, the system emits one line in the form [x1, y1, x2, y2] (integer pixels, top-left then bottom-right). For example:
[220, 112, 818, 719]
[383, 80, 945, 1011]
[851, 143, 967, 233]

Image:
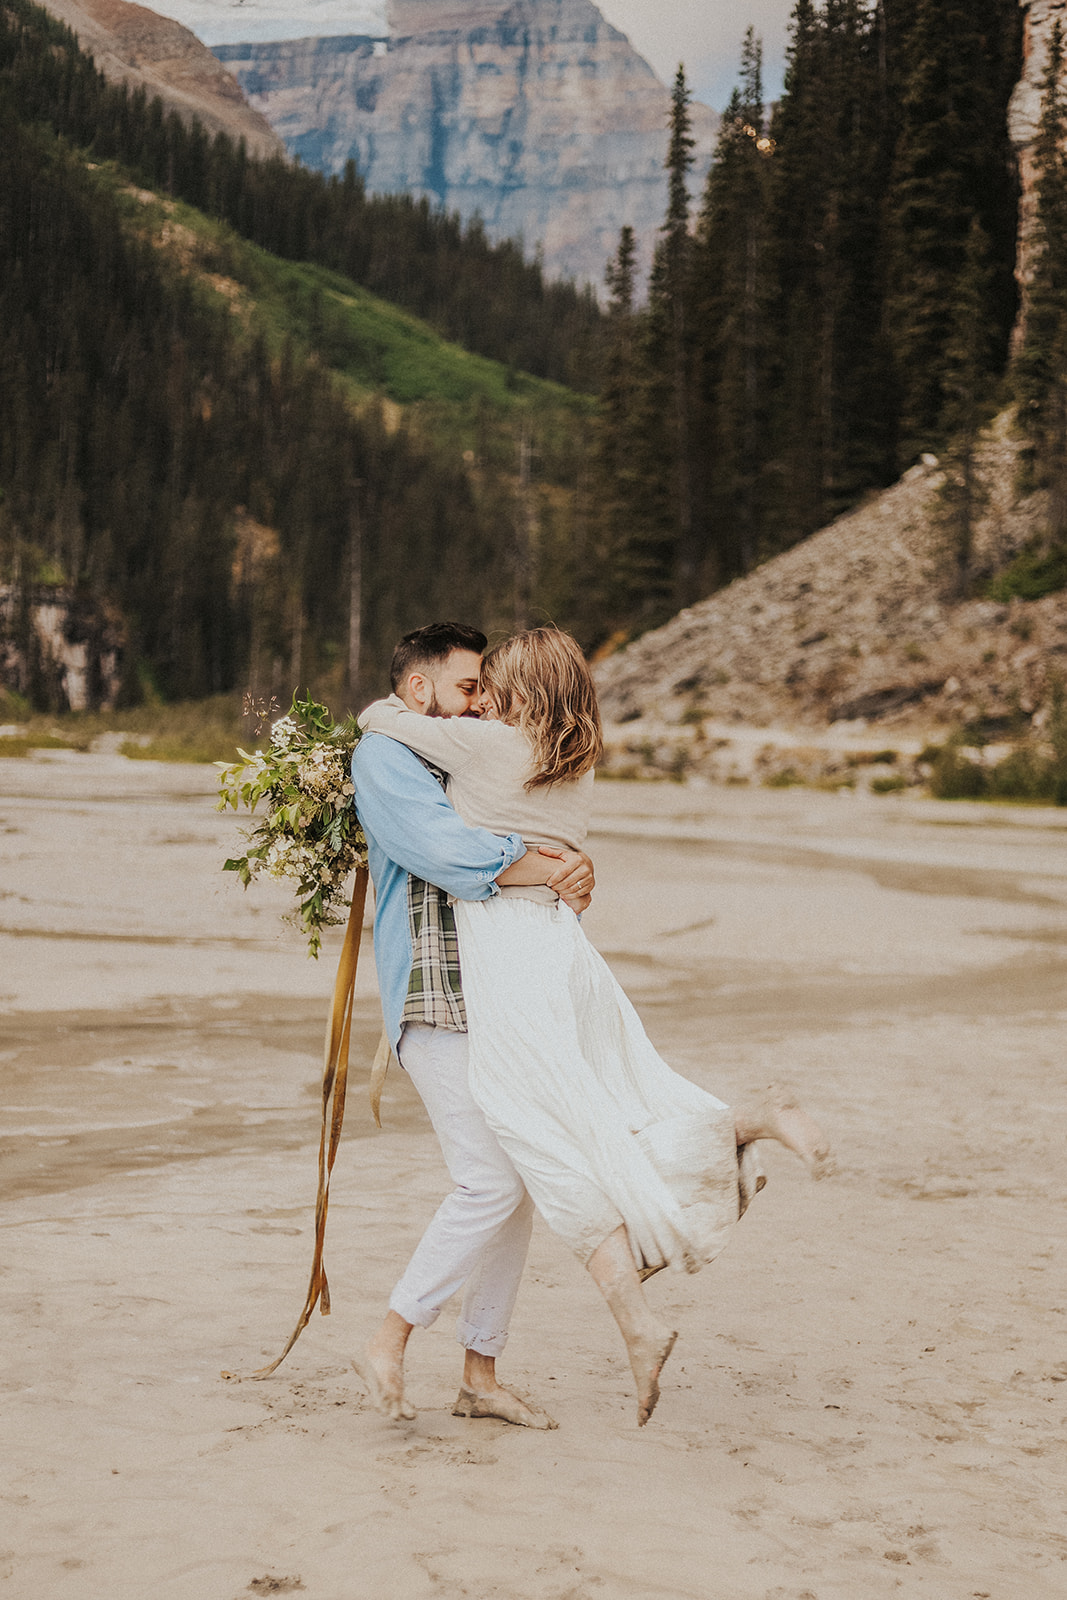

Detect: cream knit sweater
[358, 695, 594, 905]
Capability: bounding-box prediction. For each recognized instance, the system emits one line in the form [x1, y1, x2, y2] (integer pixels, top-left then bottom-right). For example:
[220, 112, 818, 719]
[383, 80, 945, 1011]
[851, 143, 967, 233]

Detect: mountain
[37, 0, 284, 154]
[0, 0, 596, 711]
[214, 0, 717, 286]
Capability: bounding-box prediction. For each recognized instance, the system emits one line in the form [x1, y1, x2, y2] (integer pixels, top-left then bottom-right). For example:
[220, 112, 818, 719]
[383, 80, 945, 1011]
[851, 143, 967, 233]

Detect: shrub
[928, 742, 988, 798]
[986, 539, 1067, 602]
[667, 745, 691, 782]
[927, 700, 1067, 803]
[984, 747, 1054, 801]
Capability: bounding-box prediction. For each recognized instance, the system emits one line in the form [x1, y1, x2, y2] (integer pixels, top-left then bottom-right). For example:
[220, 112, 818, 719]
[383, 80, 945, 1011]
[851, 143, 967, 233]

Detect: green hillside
[110, 179, 592, 456]
[107, 171, 597, 620]
[0, 0, 607, 716]
[0, 0, 602, 388]
[115, 191, 576, 411]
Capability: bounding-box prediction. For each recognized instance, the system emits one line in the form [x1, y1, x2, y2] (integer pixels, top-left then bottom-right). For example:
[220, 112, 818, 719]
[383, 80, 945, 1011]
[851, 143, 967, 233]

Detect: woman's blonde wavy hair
[480, 627, 603, 791]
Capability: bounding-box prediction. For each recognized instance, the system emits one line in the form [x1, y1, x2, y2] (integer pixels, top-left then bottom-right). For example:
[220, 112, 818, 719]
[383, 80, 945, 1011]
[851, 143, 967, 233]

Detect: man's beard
[426, 688, 479, 718]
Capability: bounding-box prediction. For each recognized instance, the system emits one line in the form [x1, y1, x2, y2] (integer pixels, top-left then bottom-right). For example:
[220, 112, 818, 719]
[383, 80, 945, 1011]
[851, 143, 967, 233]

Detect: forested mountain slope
[2, 0, 603, 386]
[588, 1, 1027, 637]
[0, 0, 596, 711]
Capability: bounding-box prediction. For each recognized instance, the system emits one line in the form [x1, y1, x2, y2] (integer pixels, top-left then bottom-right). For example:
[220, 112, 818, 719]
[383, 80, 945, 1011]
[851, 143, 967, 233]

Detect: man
[351, 622, 595, 1428]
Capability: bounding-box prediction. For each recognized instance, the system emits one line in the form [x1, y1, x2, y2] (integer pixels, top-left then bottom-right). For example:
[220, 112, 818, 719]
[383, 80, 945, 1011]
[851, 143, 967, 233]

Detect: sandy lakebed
[1, 751, 1065, 1600]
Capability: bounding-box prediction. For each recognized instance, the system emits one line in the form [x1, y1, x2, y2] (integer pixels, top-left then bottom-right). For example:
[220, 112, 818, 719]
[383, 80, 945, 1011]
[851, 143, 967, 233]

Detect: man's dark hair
[389, 622, 487, 693]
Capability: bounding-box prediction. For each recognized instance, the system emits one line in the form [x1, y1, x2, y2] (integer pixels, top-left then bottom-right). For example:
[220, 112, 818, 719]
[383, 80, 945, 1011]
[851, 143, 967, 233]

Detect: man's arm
[352, 734, 524, 900]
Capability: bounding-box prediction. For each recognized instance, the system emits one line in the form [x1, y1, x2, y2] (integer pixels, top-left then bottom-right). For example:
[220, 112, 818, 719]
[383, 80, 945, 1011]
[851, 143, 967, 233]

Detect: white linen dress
[360, 699, 762, 1273]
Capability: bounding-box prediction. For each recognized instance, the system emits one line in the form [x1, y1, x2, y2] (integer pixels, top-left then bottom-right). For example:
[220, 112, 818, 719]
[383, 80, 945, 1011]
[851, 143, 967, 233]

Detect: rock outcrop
[0, 585, 123, 712]
[214, 0, 716, 285]
[1010, 1, 1065, 341]
[38, 0, 285, 158]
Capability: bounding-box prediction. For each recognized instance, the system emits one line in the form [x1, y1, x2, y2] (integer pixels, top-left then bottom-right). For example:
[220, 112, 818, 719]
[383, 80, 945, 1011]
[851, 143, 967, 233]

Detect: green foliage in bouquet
[217, 693, 367, 958]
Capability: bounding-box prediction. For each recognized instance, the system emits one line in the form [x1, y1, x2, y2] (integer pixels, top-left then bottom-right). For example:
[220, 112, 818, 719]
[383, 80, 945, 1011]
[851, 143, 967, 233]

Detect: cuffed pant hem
[455, 1317, 509, 1358]
[388, 1289, 440, 1331]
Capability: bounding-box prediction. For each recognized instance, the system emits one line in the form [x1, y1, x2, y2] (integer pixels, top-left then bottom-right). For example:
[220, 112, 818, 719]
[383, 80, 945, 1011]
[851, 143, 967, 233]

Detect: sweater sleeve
[350, 734, 525, 899]
[358, 695, 494, 774]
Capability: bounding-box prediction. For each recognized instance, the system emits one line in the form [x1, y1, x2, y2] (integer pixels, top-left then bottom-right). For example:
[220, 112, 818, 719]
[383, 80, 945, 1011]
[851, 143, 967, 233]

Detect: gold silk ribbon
[231, 865, 370, 1381]
[369, 1029, 393, 1129]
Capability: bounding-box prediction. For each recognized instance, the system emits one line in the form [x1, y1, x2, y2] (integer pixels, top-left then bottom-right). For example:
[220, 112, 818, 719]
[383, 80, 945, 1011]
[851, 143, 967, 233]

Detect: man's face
[403, 648, 483, 717]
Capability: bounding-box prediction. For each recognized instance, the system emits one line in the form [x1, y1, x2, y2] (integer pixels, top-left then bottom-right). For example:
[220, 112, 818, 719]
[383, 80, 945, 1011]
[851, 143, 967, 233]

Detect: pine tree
[937, 218, 995, 594]
[1015, 17, 1067, 541]
[653, 65, 698, 607]
[579, 227, 673, 641]
[765, 1, 894, 546]
[692, 29, 774, 581]
[883, 0, 1022, 461]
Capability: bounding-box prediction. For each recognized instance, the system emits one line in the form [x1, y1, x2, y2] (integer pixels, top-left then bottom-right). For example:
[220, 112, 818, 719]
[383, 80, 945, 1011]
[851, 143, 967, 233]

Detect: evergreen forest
[591, 0, 1027, 629]
[0, 0, 600, 708]
[1, 0, 1060, 715]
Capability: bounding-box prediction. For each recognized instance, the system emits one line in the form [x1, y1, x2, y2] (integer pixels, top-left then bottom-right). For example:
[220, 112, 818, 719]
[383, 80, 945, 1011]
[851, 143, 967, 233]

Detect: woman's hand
[538, 846, 594, 911]
[495, 846, 595, 908]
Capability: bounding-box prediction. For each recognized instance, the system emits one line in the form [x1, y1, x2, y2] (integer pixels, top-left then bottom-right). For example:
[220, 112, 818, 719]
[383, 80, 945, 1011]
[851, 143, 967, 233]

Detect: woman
[359, 627, 831, 1425]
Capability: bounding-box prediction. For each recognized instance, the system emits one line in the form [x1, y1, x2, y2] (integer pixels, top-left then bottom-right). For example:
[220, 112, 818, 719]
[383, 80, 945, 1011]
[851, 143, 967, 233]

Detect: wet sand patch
[1, 755, 1065, 1599]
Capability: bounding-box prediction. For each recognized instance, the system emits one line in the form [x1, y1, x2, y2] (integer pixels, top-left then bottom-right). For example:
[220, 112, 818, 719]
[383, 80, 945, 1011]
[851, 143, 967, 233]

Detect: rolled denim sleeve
[351, 733, 525, 899]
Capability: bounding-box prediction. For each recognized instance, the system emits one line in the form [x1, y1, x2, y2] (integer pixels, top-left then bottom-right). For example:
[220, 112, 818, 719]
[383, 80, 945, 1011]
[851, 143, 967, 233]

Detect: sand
[1, 752, 1065, 1600]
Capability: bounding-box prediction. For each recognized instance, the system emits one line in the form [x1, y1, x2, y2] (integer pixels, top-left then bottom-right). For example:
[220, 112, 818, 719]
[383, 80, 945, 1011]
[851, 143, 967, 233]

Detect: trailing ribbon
[369, 1029, 393, 1129]
[230, 865, 370, 1381]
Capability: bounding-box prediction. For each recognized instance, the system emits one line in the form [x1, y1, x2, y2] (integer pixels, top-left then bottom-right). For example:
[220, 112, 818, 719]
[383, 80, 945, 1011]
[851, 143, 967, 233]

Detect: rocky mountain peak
[214, 0, 716, 285]
[37, 0, 285, 156]
[388, 0, 609, 34]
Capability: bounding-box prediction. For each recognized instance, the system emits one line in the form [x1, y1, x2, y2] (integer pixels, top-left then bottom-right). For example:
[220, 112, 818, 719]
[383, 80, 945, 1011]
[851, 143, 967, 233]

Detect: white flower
[270, 715, 299, 749]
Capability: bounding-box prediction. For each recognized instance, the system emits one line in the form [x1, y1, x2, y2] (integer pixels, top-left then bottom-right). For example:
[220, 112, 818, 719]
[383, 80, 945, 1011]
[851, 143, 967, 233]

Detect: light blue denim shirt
[351, 731, 526, 1051]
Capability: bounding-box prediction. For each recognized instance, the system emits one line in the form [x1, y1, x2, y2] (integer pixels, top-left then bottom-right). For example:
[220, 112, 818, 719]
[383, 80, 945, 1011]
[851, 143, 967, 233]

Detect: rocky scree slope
[595, 413, 1065, 786]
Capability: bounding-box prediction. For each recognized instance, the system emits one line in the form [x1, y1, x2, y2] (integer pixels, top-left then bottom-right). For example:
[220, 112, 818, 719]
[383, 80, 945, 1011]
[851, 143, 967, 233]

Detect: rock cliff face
[214, 0, 716, 285]
[0, 585, 123, 712]
[38, 0, 285, 158]
[1010, 0, 1065, 338]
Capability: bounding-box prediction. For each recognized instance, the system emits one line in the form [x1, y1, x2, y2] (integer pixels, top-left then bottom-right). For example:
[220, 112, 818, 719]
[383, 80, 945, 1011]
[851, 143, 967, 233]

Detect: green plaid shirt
[401, 875, 467, 1032]
[401, 755, 467, 1032]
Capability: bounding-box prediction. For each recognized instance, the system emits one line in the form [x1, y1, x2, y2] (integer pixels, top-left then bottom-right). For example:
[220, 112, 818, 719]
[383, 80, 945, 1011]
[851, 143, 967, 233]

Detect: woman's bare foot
[736, 1085, 835, 1180]
[586, 1226, 679, 1427]
[453, 1384, 558, 1429]
[353, 1338, 416, 1422]
[629, 1325, 678, 1427]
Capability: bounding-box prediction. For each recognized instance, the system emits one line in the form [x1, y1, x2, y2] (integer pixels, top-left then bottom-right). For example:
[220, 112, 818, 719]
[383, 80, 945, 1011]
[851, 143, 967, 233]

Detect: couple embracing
[351, 622, 831, 1430]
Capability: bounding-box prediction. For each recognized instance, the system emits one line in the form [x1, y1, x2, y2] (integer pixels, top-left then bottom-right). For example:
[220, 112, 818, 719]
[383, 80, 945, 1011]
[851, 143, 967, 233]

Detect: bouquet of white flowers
[217, 692, 367, 958]
[218, 692, 375, 1378]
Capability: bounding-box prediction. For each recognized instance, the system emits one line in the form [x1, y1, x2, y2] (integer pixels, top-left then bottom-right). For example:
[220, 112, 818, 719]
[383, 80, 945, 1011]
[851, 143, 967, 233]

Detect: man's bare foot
[739, 1085, 835, 1180]
[452, 1384, 558, 1429]
[628, 1325, 677, 1427]
[353, 1343, 416, 1422]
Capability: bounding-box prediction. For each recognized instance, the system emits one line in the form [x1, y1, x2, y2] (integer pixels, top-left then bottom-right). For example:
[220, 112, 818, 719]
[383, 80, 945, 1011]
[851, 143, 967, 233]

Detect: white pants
[388, 1023, 534, 1356]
